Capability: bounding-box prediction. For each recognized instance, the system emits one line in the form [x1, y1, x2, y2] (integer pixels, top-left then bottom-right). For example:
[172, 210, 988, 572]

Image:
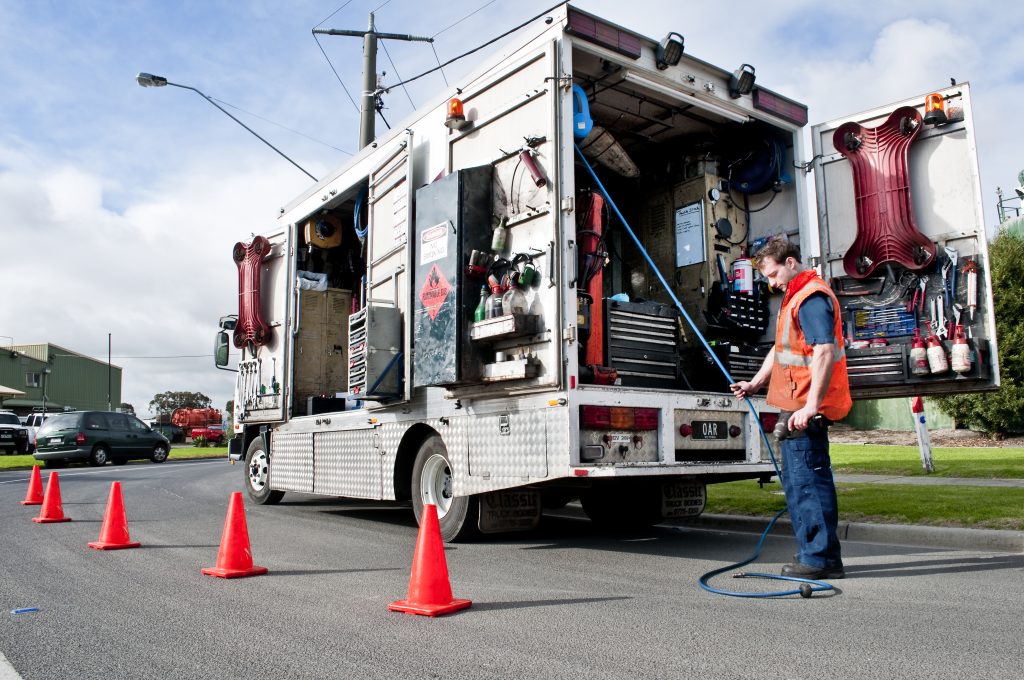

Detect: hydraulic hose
[573, 144, 834, 598]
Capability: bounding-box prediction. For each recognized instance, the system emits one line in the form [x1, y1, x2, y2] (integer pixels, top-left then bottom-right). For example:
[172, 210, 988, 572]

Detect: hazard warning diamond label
[418, 264, 451, 321]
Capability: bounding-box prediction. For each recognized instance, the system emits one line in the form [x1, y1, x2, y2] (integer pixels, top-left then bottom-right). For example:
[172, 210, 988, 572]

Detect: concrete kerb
[681, 514, 1024, 554]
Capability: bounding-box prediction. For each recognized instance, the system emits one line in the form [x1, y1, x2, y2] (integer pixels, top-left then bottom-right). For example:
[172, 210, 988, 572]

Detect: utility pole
[313, 13, 433, 150]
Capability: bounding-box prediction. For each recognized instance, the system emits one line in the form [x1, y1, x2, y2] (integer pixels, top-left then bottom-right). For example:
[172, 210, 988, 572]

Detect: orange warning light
[445, 97, 470, 130]
[923, 92, 946, 126]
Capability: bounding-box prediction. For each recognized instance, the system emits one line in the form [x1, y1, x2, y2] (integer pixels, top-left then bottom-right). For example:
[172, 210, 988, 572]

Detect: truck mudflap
[478, 489, 542, 534]
[662, 480, 707, 519]
[227, 436, 244, 462]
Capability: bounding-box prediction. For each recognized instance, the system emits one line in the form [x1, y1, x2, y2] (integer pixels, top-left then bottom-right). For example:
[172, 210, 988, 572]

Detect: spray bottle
[909, 329, 929, 377]
[926, 330, 949, 374]
[951, 324, 972, 374]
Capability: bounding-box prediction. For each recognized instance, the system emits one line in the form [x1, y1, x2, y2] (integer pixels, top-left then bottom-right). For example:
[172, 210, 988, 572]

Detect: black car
[151, 423, 185, 444]
[34, 411, 171, 467]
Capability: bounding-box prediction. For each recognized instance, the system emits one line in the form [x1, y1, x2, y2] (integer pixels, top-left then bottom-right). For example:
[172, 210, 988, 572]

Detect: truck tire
[411, 434, 478, 542]
[581, 481, 663, 529]
[244, 437, 284, 505]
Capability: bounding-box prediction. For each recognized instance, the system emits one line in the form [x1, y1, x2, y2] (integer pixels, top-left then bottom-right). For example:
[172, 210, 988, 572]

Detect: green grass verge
[706, 479, 1024, 531]
[830, 444, 1024, 478]
[0, 446, 229, 470]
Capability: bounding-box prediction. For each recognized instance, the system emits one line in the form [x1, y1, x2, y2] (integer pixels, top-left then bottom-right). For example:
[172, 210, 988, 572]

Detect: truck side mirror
[215, 331, 231, 368]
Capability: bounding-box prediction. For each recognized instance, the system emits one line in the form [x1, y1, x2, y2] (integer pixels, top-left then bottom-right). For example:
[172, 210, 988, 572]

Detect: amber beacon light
[923, 92, 947, 125]
[445, 97, 470, 130]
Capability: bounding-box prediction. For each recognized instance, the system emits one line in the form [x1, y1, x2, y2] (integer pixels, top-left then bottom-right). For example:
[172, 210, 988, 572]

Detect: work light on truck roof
[729, 64, 756, 98]
[655, 32, 684, 70]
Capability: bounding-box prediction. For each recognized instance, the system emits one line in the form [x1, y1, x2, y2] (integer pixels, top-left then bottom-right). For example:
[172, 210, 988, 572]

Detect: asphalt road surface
[1, 460, 1022, 679]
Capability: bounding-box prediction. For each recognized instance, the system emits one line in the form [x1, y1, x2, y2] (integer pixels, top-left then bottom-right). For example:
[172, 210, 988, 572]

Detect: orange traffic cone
[88, 481, 141, 550]
[388, 504, 472, 617]
[32, 471, 71, 523]
[20, 465, 44, 505]
[201, 492, 267, 578]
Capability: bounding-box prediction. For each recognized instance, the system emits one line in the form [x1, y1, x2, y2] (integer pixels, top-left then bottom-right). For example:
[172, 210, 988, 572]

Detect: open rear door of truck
[811, 82, 999, 398]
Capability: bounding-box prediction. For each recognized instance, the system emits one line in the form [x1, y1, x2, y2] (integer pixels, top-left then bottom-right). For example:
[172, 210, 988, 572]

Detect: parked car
[33, 411, 171, 467]
[190, 424, 225, 444]
[0, 410, 31, 455]
[152, 423, 185, 443]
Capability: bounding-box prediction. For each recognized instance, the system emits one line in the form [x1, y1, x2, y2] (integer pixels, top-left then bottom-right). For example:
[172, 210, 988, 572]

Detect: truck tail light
[633, 408, 658, 430]
[729, 425, 742, 438]
[581, 406, 659, 430]
[758, 412, 779, 434]
[581, 406, 611, 429]
[75, 432, 86, 445]
[609, 407, 634, 429]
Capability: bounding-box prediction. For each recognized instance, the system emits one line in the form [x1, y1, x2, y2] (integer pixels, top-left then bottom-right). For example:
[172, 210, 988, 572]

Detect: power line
[372, 0, 394, 12]
[53, 353, 213, 360]
[378, 36, 415, 109]
[313, 32, 361, 113]
[210, 97, 353, 156]
[378, 1, 568, 95]
[314, 0, 356, 29]
[432, 0, 500, 39]
[430, 42, 449, 87]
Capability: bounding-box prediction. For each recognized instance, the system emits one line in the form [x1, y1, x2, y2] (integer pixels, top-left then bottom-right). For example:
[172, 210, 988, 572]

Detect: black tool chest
[604, 299, 680, 388]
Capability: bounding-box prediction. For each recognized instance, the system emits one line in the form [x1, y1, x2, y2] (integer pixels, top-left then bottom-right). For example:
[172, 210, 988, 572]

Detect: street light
[135, 72, 317, 182]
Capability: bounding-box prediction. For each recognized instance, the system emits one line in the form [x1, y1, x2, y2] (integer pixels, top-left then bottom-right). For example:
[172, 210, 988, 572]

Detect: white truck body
[222, 5, 996, 540]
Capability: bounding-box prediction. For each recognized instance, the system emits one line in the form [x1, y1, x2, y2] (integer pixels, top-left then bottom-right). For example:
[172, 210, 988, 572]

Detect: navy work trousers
[780, 430, 842, 568]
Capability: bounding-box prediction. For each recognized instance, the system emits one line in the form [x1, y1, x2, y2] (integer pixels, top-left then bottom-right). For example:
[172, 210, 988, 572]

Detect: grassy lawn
[706, 480, 1024, 531]
[0, 446, 228, 470]
[831, 444, 1024, 478]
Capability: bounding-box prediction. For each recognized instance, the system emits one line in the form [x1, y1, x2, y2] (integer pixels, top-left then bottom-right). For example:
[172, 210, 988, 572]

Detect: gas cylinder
[926, 331, 948, 374]
[909, 329, 929, 377]
[951, 324, 972, 374]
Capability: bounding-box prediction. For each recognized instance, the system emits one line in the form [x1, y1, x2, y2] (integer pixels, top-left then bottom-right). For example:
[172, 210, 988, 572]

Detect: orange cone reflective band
[202, 492, 267, 578]
[33, 471, 71, 523]
[20, 465, 44, 505]
[388, 504, 472, 617]
[89, 481, 141, 550]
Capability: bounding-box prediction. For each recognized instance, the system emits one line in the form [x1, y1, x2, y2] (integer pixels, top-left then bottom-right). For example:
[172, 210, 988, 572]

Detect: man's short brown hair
[754, 237, 801, 266]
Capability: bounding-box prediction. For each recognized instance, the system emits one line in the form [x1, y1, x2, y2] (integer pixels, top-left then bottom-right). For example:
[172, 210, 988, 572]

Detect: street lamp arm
[167, 82, 318, 182]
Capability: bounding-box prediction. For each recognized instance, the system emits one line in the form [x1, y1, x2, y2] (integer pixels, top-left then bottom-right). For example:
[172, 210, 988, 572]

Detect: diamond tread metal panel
[272, 432, 313, 493]
[314, 430, 381, 499]
[467, 409, 548, 480]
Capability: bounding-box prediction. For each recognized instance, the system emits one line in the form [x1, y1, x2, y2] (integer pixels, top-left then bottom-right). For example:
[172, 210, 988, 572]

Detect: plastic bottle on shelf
[951, 324, 972, 374]
[473, 286, 488, 322]
[491, 216, 508, 252]
[926, 331, 949, 374]
[909, 329, 929, 377]
[502, 279, 528, 315]
[486, 285, 504, 319]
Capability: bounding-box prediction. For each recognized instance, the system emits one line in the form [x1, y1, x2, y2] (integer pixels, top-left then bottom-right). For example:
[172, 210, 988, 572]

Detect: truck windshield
[0, 414, 20, 425]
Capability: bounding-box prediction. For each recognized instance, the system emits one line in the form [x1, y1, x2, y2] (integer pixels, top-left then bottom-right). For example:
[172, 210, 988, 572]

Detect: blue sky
[1, 0, 1022, 416]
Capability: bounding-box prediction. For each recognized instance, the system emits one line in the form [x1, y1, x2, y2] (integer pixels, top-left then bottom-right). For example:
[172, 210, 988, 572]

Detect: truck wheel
[88, 445, 109, 467]
[581, 481, 663, 529]
[411, 434, 478, 542]
[244, 437, 284, 505]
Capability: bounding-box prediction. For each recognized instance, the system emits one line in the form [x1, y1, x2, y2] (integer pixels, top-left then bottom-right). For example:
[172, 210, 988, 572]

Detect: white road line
[0, 651, 24, 680]
[0, 459, 225, 485]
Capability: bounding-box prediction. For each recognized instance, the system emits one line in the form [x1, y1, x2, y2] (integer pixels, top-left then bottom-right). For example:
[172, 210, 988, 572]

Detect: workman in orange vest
[730, 237, 852, 580]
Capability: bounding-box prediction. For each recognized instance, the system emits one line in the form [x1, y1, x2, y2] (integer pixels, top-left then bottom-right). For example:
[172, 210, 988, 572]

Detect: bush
[934, 230, 1024, 437]
[193, 434, 208, 448]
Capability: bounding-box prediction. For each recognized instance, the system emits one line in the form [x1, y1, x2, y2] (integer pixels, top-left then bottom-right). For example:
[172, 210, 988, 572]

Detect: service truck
[216, 5, 997, 541]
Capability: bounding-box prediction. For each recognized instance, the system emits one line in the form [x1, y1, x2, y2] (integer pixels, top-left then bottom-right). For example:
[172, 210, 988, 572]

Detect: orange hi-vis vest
[766, 274, 852, 421]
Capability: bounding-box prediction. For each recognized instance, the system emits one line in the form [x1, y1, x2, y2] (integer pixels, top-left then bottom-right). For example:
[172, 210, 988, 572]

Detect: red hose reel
[232, 236, 272, 350]
[834, 106, 936, 279]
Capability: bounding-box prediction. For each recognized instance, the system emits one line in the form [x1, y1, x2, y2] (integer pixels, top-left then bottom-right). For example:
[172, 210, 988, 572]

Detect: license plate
[49, 437, 62, 444]
[0, 434, 11, 440]
[691, 420, 727, 440]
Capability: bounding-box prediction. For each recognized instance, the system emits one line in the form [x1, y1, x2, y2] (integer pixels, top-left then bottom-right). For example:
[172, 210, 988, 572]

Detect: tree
[120, 402, 135, 415]
[934, 230, 1024, 436]
[149, 391, 213, 415]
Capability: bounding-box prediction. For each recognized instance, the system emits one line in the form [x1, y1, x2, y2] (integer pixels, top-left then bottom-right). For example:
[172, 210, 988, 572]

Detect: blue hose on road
[573, 144, 835, 598]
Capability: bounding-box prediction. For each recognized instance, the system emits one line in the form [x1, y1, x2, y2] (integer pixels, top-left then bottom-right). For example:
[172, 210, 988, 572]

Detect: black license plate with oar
[691, 420, 727, 440]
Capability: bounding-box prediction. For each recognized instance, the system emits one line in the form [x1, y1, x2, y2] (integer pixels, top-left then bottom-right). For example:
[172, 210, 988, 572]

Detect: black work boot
[781, 561, 845, 580]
